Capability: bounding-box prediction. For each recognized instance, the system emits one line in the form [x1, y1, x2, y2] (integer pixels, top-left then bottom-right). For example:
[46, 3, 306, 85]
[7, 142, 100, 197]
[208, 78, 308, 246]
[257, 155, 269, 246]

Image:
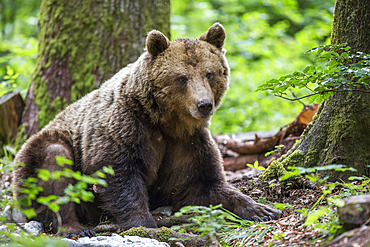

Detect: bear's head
[127, 23, 229, 138]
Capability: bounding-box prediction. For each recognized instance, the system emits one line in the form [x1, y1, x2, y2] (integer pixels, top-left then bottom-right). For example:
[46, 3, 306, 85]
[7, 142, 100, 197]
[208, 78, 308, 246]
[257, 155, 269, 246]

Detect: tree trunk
[23, 0, 170, 137]
[267, 0, 370, 179]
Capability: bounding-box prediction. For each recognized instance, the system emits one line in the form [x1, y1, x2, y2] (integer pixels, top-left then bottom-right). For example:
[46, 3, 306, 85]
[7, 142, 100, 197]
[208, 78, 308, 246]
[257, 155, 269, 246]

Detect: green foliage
[172, 0, 335, 134]
[16, 155, 114, 223]
[279, 164, 357, 181]
[174, 166, 370, 246]
[0, 153, 114, 239]
[0, 147, 65, 245]
[0, 228, 67, 247]
[172, 204, 244, 246]
[0, 146, 17, 210]
[0, 0, 40, 97]
[172, 204, 278, 246]
[247, 160, 265, 170]
[257, 44, 370, 103]
[264, 144, 284, 157]
[279, 164, 370, 241]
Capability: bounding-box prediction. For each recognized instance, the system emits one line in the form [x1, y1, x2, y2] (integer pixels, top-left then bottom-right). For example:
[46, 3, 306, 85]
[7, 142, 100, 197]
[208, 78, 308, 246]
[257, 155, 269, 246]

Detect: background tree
[22, 0, 170, 137]
[273, 0, 369, 178]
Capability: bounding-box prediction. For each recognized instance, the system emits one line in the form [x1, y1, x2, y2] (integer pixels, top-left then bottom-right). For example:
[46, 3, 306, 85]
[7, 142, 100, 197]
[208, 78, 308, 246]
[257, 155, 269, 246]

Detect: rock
[2, 205, 27, 223]
[151, 206, 173, 217]
[24, 221, 44, 236]
[337, 194, 370, 230]
[0, 221, 43, 237]
[63, 233, 170, 247]
[323, 225, 370, 247]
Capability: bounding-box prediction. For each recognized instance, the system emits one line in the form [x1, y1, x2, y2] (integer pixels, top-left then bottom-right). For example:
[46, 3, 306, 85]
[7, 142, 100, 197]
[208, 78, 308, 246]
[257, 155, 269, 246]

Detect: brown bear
[13, 23, 279, 237]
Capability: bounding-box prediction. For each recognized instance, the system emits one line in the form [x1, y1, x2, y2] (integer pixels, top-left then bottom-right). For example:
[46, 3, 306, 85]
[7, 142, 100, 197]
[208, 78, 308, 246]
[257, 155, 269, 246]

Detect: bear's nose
[197, 100, 213, 117]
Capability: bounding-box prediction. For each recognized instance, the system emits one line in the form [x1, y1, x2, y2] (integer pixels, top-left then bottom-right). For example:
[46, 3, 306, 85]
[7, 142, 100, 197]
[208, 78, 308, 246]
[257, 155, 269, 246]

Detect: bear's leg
[160, 128, 279, 221]
[13, 134, 94, 237]
[94, 164, 157, 230]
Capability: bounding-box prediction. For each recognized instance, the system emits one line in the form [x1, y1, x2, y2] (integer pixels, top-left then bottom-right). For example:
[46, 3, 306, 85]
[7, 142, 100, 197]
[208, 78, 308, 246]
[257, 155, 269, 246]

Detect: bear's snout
[197, 99, 213, 117]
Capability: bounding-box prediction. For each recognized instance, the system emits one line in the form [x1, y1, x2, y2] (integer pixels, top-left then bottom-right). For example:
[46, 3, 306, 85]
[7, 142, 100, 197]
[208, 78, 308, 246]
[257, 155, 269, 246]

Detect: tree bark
[0, 92, 24, 145]
[23, 0, 170, 137]
[267, 0, 370, 179]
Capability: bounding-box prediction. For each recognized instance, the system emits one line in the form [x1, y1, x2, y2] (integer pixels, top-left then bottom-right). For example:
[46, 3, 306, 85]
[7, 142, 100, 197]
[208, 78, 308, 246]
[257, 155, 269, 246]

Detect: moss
[260, 161, 287, 181]
[120, 226, 174, 243]
[13, 124, 27, 150]
[120, 226, 151, 238]
[261, 151, 305, 185]
[280, 150, 305, 167]
[32, 0, 170, 129]
[276, 91, 370, 179]
[265, 0, 370, 180]
[154, 227, 175, 242]
[304, 148, 319, 167]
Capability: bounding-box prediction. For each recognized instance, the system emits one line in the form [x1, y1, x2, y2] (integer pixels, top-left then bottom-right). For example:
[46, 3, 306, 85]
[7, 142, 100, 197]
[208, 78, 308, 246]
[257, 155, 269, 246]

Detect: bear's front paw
[64, 229, 96, 238]
[237, 202, 280, 222]
[62, 224, 95, 238]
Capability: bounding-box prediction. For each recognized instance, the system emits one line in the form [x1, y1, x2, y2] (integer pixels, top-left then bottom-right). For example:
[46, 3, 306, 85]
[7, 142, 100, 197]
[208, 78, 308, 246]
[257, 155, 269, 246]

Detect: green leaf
[329, 198, 345, 207]
[6, 66, 14, 76]
[102, 166, 115, 175]
[95, 171, 106, 178]
[273, 203, 292, 210]
[48, 202, 60, 213]
[37, 169, 51, 181]
[72, 171, 82, 180]
[304, 207, 330, 226]
[57, 196, 71, 205]
[37, 195, 58, 204]
[22, 208, 36, 218]
[348, 176, 365, 181]
[56, 156, 74, 166]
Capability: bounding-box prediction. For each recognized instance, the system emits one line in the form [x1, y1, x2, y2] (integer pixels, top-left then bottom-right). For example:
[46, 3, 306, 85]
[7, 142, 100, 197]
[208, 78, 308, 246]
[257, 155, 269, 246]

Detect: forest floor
[226, 169, 329, 246]
[221, 168, 368, 247]
[1, 155, 369, 246]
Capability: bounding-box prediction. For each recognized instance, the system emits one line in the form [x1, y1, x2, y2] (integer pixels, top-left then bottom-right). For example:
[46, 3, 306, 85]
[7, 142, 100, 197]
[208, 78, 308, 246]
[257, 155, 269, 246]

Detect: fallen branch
[215, 104, 319, 171]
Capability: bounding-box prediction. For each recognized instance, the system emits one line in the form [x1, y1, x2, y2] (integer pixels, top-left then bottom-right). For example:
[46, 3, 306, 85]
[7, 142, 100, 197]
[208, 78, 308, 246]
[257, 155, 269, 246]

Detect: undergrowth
[0, 149, 114, 246]
[171, 164, 370, 246]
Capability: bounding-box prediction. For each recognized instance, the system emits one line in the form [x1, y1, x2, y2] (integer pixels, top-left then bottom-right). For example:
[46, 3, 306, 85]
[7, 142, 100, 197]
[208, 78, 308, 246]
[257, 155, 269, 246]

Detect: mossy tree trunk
[23, 0, 170, 137]
[267, 0, 370, 180]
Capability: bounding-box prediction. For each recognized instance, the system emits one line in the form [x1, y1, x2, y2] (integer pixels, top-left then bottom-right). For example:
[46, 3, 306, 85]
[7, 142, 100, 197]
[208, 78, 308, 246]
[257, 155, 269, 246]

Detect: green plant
[0, 228, 68, 247]
[0, 148, 65, 246]
[172, 204, 242, 246]
[14, 156, 114, 235]
[278, 164, 356, 182]
[279, 164, 370, 242]
[264, 144, 285, 157]
[247, 160, 265, 171]
[172, 204, 277, 246]
[257, 44, 370, 104]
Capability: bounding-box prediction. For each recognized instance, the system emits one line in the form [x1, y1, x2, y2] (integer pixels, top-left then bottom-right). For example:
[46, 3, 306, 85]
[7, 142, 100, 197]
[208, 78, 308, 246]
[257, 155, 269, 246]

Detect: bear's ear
[146, 30, 170, 57]
[199, 23, 226, 49]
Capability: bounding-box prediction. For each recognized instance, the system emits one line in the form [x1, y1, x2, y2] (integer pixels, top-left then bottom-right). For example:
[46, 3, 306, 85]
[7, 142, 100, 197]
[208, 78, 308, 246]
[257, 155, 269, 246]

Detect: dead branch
[215, 104, 319, 171]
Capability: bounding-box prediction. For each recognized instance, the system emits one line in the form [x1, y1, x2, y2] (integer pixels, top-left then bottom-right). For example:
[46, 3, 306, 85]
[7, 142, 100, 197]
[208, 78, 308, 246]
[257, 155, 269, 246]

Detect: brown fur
[13, 23, 279, 236]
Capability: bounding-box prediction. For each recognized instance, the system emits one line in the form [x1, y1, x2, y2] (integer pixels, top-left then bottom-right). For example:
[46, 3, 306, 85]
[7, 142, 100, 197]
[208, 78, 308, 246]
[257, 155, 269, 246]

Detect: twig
[290, 90, 307, 107]
[274, 89, 369, 101]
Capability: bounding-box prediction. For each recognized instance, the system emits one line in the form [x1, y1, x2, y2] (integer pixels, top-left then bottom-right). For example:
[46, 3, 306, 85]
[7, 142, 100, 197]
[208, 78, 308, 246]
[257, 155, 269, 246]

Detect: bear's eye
[177, 76, 188, 84]
[206, 72, 214, 80]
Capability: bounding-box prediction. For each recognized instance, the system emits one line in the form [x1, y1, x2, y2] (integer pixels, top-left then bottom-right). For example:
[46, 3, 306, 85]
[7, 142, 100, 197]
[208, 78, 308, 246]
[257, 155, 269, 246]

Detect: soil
[225, 168, 369, 247]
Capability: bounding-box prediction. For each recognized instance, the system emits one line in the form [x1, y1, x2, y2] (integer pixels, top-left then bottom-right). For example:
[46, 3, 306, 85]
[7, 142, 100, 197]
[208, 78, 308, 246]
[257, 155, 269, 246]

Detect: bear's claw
[64, 229, 95, 238]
